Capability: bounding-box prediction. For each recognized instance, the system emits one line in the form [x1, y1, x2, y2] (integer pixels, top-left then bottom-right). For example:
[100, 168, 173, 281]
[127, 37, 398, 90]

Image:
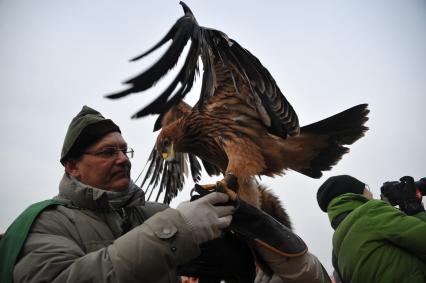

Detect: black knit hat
[60, 106, 120, 164]
[317, 175, 365, 212]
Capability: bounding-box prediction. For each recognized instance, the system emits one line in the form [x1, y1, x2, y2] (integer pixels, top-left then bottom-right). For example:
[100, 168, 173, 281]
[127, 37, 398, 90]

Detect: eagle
[107, 2, 369, 210]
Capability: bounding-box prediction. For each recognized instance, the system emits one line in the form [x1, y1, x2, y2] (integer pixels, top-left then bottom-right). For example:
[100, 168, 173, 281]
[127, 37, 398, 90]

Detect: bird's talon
[216, 180, 238, 201]
[195, 173, 239, 201]
[196, 183, 218, 194]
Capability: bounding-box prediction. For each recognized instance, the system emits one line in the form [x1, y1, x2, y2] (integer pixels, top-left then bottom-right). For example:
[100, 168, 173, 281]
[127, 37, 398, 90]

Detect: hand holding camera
[380, 176, 426, 215]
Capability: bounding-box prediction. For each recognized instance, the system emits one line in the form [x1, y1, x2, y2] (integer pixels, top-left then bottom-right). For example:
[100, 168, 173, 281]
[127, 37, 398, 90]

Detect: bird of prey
[107, 2, 369, 208]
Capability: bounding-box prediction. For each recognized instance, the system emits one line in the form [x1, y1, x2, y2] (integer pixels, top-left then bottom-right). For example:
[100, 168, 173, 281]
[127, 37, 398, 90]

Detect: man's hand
[177, 192, 234, 245]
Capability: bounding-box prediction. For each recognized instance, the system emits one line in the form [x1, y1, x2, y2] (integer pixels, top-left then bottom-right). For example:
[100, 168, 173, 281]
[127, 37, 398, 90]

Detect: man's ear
[64, 160, 80, 178]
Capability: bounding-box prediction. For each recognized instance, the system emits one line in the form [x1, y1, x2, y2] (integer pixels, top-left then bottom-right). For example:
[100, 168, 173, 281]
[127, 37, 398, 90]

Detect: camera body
[380, 177, 426, 207]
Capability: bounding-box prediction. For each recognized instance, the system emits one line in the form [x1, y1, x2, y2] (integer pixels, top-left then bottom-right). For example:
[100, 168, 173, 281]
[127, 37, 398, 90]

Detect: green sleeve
[412, 211, 426, 222]
[369, 202, 426, 262]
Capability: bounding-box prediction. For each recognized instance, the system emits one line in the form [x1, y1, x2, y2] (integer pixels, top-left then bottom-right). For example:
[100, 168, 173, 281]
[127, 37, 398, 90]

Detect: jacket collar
[57, 173, 145, 210]
[326, 193, 369, 225]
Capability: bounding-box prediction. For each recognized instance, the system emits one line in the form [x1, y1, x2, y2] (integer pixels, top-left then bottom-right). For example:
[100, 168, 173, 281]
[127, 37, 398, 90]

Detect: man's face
[363, 186, 373, 200]
[65, 132, 131, 191]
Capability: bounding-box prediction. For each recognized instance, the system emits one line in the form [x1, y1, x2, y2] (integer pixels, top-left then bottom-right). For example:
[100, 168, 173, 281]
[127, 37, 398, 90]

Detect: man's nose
[116, 150, 130, 163]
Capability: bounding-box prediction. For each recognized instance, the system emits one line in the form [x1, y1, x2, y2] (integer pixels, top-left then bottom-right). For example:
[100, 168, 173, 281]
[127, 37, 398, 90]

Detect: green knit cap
[60, 106, 120, 164]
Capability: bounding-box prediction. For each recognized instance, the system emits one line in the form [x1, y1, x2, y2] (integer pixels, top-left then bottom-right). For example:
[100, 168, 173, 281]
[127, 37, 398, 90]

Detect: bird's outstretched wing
[107, 1, 300, 139]
[141, 101, 221, 204]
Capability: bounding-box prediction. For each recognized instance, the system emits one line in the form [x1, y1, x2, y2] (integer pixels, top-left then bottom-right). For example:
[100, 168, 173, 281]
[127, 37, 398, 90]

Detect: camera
[380, 176, 426, 209]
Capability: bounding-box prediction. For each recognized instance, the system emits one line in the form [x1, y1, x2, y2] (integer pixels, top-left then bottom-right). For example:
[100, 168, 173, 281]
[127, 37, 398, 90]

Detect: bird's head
[156, 117, 187, 162]
[156, 133, 176, 162]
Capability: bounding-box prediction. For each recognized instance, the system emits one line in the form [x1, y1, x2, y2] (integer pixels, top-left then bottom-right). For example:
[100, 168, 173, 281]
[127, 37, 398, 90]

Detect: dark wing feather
[142, 150, 217, 204]
[188, 154, 202, 182]
[106, 17, 195, 100]
[107, 1, 300, 138]
[201, 159, 222, 176]
[142, 147, 197, 204]
[211, 34, 299, 137]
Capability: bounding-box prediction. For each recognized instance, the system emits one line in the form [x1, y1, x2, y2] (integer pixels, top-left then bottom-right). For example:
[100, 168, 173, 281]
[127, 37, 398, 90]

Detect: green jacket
[327, 193, 426, 283]
[11, 174, 200, 283]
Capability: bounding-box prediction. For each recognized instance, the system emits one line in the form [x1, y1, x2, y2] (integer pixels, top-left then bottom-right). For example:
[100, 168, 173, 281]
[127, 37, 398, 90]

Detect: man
[9, 105, 234, 282]
[317, 175, 426, 283]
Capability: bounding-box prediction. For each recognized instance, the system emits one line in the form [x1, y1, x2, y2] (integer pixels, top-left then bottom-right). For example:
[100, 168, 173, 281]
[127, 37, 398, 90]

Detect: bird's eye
[163, 139, 170, 147]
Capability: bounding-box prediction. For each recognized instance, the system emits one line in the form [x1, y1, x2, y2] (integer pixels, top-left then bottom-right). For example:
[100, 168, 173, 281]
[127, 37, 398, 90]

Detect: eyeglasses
[83, 147, 134, 159]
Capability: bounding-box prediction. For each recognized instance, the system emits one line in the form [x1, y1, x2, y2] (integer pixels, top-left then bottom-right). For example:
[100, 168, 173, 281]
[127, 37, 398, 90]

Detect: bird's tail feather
[289, 103, 369, 178]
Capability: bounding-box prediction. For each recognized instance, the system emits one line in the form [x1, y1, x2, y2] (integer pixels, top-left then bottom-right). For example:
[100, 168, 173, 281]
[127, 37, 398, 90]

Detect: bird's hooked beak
[162, 142, 176, 161]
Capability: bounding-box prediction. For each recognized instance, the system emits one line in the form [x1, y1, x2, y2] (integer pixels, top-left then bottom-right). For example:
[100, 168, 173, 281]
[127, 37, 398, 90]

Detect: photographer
[317, 175, 426, 283]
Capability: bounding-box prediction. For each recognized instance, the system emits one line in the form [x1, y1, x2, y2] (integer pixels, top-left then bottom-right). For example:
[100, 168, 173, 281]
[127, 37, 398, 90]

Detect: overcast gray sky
[1, 0, 425, 273]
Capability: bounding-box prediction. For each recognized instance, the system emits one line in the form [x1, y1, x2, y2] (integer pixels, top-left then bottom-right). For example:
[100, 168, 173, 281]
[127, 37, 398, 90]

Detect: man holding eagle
[1, 2, 368, 283]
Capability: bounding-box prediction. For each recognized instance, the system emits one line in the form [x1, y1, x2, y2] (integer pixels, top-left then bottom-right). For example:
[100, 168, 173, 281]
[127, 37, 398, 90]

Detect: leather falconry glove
[192, 176, 307, 259]
[189, 177, 331, 283]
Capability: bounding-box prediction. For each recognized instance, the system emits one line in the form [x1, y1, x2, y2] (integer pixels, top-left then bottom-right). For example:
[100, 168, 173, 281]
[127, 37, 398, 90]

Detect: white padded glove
[177, 192, 234, 245]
